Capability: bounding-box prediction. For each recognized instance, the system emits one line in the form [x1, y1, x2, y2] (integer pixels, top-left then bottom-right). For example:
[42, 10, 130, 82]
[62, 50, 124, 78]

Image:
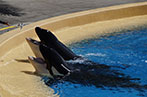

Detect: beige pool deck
[0, 2, 147, 97]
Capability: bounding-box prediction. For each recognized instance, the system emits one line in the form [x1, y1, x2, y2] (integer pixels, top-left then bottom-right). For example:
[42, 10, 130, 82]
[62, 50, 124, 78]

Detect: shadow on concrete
[15, 59, 30, 63]
[0, 0, 24, 16]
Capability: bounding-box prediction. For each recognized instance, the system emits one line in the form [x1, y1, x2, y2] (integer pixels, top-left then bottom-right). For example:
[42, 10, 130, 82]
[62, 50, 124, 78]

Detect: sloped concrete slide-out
[0, 2, 147, 97]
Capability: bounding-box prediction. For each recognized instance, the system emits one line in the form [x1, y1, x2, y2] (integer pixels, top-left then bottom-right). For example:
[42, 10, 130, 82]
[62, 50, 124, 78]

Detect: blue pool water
[43, 27, 147, 97]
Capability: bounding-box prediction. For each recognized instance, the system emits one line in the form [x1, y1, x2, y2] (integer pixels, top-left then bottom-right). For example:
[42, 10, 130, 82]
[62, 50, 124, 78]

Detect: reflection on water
[43, 27, 147, 97]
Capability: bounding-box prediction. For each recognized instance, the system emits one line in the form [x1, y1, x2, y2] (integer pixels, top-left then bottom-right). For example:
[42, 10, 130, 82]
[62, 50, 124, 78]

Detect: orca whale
[35, 27, 80, 60]
[39, 44, 70, 77]
[26, 38, 70, 77]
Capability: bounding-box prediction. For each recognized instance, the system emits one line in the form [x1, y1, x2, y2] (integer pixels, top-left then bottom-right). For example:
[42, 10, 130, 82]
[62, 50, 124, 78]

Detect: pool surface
[43, 27, 147, 97]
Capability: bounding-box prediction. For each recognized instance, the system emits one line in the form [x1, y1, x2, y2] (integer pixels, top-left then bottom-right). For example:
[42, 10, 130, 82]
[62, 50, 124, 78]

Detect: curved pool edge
[0, 2, 147, 97]
[0, 2, 147, 57]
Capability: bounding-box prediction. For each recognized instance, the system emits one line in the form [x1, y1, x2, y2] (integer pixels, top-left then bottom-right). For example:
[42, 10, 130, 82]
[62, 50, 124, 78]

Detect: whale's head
[26, 38, 44, 59]
[28, 56, 53, 77]
[35, 27, 58, 44]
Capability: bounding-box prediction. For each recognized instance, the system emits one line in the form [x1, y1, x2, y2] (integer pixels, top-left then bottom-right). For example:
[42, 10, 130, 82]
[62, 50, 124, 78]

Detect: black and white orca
[26, 38, 70, 77]
[35, 27, 80, 60]
[39, 44, 71, 77]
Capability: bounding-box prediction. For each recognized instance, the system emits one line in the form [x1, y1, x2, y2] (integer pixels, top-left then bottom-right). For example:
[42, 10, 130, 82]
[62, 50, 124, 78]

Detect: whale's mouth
[26, 38, 41, 45]
[28, 56, 45, 64]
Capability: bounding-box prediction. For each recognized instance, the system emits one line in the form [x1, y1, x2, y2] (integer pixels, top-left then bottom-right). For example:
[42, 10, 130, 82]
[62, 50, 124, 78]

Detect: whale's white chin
[28, 56, 51, 77]
[26, 38, 44, 59]
[28, 56, 66, 77]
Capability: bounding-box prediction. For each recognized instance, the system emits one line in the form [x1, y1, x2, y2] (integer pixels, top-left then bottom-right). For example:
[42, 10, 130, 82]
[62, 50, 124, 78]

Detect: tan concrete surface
[0, 2, 147, 97]
[0, 0, 146, 26]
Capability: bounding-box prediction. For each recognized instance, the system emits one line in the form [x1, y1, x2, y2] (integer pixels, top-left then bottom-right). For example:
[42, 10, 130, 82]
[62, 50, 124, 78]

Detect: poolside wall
[0, 2, 147, 59]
